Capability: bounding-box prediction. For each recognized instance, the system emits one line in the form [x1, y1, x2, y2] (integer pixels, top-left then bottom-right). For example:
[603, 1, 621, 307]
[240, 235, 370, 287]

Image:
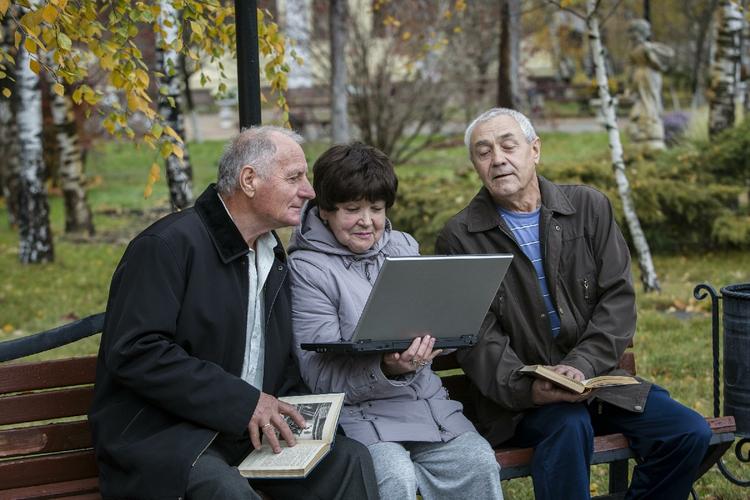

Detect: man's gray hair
[216, 126, 304, 195]
[464, 108, 538, 152]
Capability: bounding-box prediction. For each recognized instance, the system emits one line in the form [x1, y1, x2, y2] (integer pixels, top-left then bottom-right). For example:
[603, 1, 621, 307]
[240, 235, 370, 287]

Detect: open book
[238, 393, 344, 479]
[520, 365, 640, 395]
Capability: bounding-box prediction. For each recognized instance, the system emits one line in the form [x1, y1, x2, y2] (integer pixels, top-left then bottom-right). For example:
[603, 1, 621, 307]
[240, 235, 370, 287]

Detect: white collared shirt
[218, 194, 277, 389]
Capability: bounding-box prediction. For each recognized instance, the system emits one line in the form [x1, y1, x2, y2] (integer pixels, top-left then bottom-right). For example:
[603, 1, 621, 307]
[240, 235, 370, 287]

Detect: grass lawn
[1, 133, 748, 498]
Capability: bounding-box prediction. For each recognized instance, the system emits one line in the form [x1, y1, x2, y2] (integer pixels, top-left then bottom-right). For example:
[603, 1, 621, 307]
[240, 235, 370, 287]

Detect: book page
[279, 393, 344, 443]
[239, 442, 327, 472]
[582, 375, 639, 389]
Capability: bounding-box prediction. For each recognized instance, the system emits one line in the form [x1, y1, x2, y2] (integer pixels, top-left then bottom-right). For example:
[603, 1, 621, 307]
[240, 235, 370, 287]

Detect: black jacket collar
[194, 184, 286, 264]
[466, 176, 576, 233]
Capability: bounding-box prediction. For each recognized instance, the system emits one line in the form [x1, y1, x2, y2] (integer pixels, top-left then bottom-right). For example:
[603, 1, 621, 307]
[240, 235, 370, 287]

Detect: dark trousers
[186, 435, 379, 500]
[506, 385, 712, 500]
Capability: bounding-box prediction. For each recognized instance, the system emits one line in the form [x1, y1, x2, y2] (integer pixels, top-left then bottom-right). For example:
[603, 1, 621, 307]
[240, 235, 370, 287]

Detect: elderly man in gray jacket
[436, 108, 712, 500]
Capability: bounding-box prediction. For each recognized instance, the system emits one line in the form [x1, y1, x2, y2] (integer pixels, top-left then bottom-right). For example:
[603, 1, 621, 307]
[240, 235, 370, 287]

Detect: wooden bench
[0, 315, 737, 499]
[0, 314, 104, 499]
[432, 351, 737, 499]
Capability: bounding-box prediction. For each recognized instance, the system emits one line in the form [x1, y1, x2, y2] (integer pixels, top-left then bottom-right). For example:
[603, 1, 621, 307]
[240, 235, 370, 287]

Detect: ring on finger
[418, 360, 429, 367]
[262, 423, 273, 431]
[410, 358, 420, 367]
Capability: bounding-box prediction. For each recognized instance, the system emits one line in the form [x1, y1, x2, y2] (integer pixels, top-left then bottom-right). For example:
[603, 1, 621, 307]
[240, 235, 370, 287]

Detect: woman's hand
[381, 335, 443, 376]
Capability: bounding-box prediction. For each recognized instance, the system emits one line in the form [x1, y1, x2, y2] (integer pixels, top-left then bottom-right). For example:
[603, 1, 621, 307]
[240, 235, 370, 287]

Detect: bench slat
[0, 357, 97, 394]
[0, 450, 98, 490]
[0, 420, 92, 458]
[0, 477, 99, 499]
[0, 386, 93, 425]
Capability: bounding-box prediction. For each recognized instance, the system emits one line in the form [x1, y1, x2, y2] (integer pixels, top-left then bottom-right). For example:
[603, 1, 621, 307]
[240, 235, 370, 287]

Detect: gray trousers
[367, 431, 504, 500]
[186, 435, 378, 500]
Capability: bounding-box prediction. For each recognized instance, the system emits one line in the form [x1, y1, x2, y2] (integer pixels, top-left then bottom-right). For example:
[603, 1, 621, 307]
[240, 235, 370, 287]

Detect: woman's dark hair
[312, 142, 398, 211]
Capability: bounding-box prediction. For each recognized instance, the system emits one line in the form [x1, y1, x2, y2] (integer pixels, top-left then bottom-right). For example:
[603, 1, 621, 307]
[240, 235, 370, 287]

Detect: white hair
[216, 126, 304, 195]
[464, 108, 538, 153]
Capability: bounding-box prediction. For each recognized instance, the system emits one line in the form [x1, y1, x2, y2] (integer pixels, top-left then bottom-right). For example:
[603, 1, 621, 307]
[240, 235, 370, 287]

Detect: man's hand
[248, 392, 307, 454]
[381, 335, 443, 377]
[550, 364, 585, 382]
[531, 379, 589, 405]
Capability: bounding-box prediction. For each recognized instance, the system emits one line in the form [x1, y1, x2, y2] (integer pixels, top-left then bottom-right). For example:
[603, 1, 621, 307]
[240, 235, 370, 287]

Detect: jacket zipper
[583, 279, 590, 301]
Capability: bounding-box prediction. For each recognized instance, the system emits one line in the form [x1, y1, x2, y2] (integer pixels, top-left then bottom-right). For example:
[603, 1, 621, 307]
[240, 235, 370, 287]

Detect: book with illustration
[238, 393, 345, 479]
[520, 365, 640, 395]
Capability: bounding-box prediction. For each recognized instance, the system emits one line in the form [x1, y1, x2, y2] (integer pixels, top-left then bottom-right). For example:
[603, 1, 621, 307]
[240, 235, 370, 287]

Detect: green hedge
[391, 121, 749, 254]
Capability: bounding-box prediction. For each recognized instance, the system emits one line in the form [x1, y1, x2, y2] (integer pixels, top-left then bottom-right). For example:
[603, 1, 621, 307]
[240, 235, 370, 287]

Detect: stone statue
[626, 19, 675, 151]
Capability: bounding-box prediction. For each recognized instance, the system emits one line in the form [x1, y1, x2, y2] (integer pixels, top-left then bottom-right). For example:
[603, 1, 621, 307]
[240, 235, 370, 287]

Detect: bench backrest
[0, 356, 99, 495]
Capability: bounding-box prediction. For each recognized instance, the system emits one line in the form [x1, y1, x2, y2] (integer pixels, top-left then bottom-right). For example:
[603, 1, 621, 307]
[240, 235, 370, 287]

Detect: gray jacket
[288, 204, 475, 446]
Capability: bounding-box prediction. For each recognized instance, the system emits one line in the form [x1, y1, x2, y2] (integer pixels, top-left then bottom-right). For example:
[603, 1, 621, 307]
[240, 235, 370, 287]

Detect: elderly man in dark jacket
[89, 127, 378, 500]
[436, 108, 712, 500]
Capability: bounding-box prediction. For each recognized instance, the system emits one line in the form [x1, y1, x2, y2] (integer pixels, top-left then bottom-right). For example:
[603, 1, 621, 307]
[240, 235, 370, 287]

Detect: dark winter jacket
[436, 176, 651, 446]
[89, 185, 306, 499]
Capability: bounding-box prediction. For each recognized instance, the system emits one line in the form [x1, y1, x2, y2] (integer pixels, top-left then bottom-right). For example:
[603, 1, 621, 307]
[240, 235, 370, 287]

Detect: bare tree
[157, 0, 194, 210]
[498, 0, 522, 108]
[685, 0, 721, 107]
[14, 25, 54, 263]
[708, 0, 743, 137]
[348, 1, 456, 164]
[330, 0, 350, 144]
[0, 8, 20, 228]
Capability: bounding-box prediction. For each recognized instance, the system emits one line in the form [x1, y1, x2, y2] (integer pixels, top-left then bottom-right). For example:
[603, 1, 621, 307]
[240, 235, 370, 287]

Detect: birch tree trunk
[585, 0, 659, 292]
[0, 9, 20, 228]
[739, 0, 749, 114]
[330, 0, 350, 144]
[157, 0, 194, 210]
[49, 83, 95, 235]
[14, 31, 54, 263]
[497, 0, 521, 109]
[708, 0, 743, 137]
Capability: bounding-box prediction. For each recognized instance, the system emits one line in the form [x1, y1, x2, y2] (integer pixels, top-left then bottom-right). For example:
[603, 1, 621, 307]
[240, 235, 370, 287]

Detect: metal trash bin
[722, 283, 750, 438]
[695, 282, 750, 487]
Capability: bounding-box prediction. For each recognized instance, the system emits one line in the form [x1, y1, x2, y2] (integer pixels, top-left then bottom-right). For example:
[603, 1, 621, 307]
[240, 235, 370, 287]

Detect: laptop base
[301, 335, 477, 354]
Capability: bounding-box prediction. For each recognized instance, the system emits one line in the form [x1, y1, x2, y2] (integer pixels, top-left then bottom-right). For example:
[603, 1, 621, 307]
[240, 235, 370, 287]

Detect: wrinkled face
[469, 115, 541, 210]
[319, 199, 386, 254]
[251, 134, 315, 229]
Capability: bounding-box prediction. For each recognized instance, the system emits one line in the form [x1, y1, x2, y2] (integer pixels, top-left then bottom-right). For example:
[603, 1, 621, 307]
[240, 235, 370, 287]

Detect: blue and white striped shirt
[499, 207, 561, 337]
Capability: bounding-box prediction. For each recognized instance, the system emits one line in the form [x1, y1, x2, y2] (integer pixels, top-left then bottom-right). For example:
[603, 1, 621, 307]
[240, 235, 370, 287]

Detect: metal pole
[235, 0, 262, 128]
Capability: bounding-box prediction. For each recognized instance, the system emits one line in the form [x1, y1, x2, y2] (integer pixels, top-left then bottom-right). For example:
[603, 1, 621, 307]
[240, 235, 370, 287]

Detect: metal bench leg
[608, 459, 629, 495]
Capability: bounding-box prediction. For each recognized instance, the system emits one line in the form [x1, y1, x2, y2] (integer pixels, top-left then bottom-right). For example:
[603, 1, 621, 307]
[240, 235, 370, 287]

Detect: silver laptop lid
[351, 255, 512, 342]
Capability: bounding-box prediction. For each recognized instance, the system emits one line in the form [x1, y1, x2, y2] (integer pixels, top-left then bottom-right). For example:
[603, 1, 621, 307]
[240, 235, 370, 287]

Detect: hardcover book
[238, 393, 345, 479]
[520, 365, 639, 395]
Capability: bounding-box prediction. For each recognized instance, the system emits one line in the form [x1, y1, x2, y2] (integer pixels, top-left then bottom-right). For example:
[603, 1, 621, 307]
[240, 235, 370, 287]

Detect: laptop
[300, 254, 512, 354]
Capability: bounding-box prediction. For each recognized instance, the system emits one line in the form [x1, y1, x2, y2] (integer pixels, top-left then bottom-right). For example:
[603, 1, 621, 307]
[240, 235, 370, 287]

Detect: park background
[1, 0, 750, 498]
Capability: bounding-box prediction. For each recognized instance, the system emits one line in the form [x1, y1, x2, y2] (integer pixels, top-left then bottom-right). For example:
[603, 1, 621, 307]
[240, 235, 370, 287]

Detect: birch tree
[1, 1, 295, 198]
[329, 0, 350, 144]
[587, 0, 659, 291]
[0, 7, 20, 228]
[156, 0, 194, 210]
[14, 23, 53, 263]
[708, 0, 743, 137]
[49, 79, 94, 235]
[498, 0, 521, 109]
[550, 0, 660, 291]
